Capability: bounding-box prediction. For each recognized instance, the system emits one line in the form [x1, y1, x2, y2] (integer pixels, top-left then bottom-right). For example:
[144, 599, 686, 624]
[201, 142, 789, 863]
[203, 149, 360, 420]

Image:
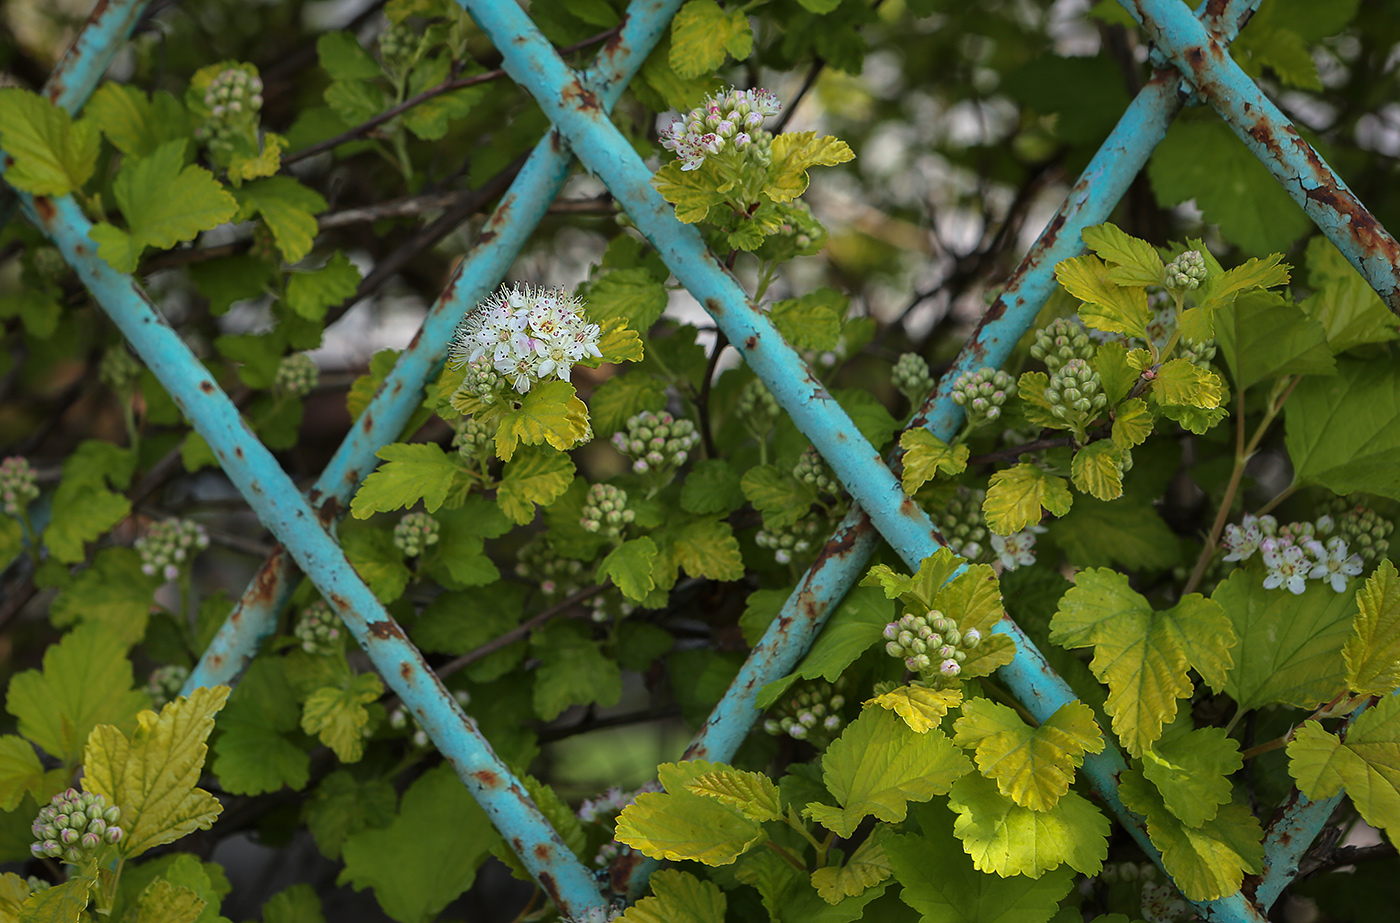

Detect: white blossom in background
[450, 285, 601, 394]
[990, 527, 1041, 570]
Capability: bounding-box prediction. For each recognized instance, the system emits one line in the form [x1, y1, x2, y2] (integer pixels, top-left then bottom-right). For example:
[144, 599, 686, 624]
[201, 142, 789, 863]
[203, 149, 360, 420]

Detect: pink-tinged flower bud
[81, 832, 100, 850]
[963, 628, 982, 648]
[885, 641, 903, 658]
[59, 828, 79, 846]
[940, 659, 961, 677]
[883, 623, 900, 642]
[105, 827, 123, 844]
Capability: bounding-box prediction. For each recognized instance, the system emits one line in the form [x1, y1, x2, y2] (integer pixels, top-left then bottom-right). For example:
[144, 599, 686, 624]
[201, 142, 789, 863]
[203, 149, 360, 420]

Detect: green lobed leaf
[1300, 236, 1400, 352]
[339, 764, 499, 923]
[1054, 255, 1149, 340]
[232, 176, 327, 264]
[886, 802, 1074, 923]
[211, 657, 309, 796]
[597, 537, 659, 602]
[685, 768, 782, 822]
[1345, 559, 1400, 696]
[1049, 569, 1234, 756]
[1081, 223, 1163, 287]
[681, 458, 746, 515]
[304, 770, 397, 861]
[669, 0, 753, 78]
[87, 84, 188, 158]
[983, 463, 1072, 535]
[1070, 441, 1124, 501]
[1093, 342, 1138, 405]
[1151, 359, 1224, 409]
[300, 673, 382, 763]
[1214, 568, 1355, 712]
[764, 132, 856, 203]
[587, 268, 669, 333]
[90, 140, 238, 272]
[48, 547, 159, 644]
[619, 869, 727, 923]
[495, 379, 591, 461]
[616, 760, 766, 865]
[1118, 770, 1263, 901]
[285, 251, 360, 321]
[1287, 693, 1400, 843]
[497, 445, 575, 525]
[668, 516, 744, 581]
[316, 32, 381, 80]
[1055, 497, 1179, 571]
[948, 773, 1109, 878]
[809, 828, 892, 905]
[741, 464, 818, 529]
[531, 620, 622, 721]
[1110, 398, 1153, 449]
[1141, 723, 1242, 827]
[771, 289, 845, 352]
[83, 686, 229, 859]
[756, 585, 893, 708]
[17, 877, 91, 923]
[1215, 290, 1334, 392]
[1285, 358, 1400, 502]
[0, 736, 47, 812]
[901, 430, 970, 494]
[652, 159, 729, 223]
[340, 528, 410, 603]
[6, 625, 147, 766]
[131, 880, 205, 923]
[867, 685, 962, 734]
[0, 88, 99, 196]
[862, 547, 964, 613]
[350, 442, 466, 519]
[804, 707, 971, 837]
[953, 699, 1104, 811]
[933, 561, 1016, 680]
[591, 368, 667, 435]
[261, 885, 323, 923]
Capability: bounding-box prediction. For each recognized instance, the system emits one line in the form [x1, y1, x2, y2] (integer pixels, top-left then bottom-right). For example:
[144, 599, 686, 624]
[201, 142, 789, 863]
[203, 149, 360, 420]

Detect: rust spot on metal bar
[609, 847, 647, 895]
[368, 620, 404, 639]
[474, 769, 500, 788]
[562, 79, 602, 112]
[535, 871, 561, 909]
[705, 297, 723, 316]
[248, 550, 286, 606]
[329, 593, 350, 610]
[534, 843, 552, 862]
[33, 197, 55, 222]
[400, 662, 412, 681]
[744, 336, 756, 350]
[200, 380, 215, 394]
[234, 446, 244, 460]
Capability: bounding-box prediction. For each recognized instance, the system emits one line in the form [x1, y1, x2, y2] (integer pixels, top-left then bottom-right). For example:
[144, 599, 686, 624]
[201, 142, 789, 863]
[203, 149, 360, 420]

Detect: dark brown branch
[434, 583, 609, 680]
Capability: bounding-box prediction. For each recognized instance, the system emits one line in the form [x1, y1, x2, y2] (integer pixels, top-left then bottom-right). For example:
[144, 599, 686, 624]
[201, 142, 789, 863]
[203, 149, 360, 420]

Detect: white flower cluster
[450, 285, 602, 394]
[660, 87, 782, 172]
[576, 781, 661, 825]
[1221, 512, 1363, 594]
[136, 519, 209, 581]
[990, 526, 1044, 571]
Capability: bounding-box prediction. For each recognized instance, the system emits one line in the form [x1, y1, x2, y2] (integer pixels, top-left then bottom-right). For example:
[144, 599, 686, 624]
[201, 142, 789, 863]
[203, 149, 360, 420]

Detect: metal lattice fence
[5, 0, 1398, 919]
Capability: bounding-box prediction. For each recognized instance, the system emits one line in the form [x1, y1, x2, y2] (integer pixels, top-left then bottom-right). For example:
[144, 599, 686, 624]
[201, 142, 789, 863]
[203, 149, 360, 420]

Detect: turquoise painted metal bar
[0, 177, 610, 920]
[186, 0, 684, 693]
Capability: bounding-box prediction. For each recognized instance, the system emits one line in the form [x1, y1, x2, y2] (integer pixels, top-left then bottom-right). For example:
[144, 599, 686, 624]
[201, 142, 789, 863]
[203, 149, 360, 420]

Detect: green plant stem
[767, 840, 807, 872]
[1240, 735, 1290, 761]
[1181, 378, 1296, 596]
[1255, 483, 1297, 518]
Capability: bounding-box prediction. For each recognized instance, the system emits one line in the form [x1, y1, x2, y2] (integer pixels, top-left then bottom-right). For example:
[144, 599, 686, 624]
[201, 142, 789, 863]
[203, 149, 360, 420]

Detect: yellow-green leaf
[764, 132, 855, 204]
[82, 687, 230, 859]
[1287, 693, 1400, 842]
[1070, 442, 1124, 501]
[132, 880, 205, 923]
[670, 517, 744, 582]
[595, 318, 645, 364]
[1082, 223, 1163, 288]
[616, 761, 765, 865]
[984, 463, 1072, 535]
[652, 159, 728, 223]
[0, 736, 47, 812]
[803, 707, 970, 837]
[1111, 398, 1152, 449]
[685, 769, 781, 822]
[1054, 255, 1149, 340]
[1016, 371, 1065, 430]
[900, 430, 969, 494]
[495, 379, 590, 461]
[496, 447, 575, 525]
[0, 88, 99, 196]
[17, 877, 90, 923]
[669, 0, 752, 79]
[1141, 723, 1242, 827]
[948, 773, 1109, 878]
[1118, 770, 1262, 901]
[0, 873, 32, 921]
[1049, 569, 1234, 756]
[953, 699, 1104, 811]
[300, 673, 382, 763]
[810, 828, 892, 904]
[931, 561, 1017, 681]
[350, 442, 465, 519]
[865, 685, 961, 734]
[1153, 359, 1224, 409]
[1344, 559, 1400, 696]
[619, 869, 726, 923]
[597, 537, 658, 602]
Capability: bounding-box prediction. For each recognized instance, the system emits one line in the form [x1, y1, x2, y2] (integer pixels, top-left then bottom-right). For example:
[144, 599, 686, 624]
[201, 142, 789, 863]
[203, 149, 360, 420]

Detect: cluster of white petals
[659, 87, 781, 171]
[990, 525, 1045, 571]
[450, 285, 601, 394]
[1221, 512, 1363, 594]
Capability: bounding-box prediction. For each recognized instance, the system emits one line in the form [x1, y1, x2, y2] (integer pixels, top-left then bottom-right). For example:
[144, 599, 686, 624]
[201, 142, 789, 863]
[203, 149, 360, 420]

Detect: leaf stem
[766, 840, 808, 871]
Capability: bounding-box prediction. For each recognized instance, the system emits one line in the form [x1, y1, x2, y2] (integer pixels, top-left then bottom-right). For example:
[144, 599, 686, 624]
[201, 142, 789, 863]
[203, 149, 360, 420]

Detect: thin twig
[434, 583, 609, 680]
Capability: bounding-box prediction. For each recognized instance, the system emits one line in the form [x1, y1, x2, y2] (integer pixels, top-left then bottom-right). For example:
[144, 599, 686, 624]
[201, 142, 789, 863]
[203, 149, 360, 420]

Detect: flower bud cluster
[592, 840, 633, 872]
[1325, 498, 1394, 564]
[756, 516, 824, 565]
[452, 416, 494, 461]
[274, 353, 319, 397]
[449, 285, 602, 397]
[883, 609, 982, 678]
[196, 67, 263, 147]
[1046, 359, 1107, 420]
[394, 511, 440, 557]
[737, 379, 781, 434]
[950, 367, 1017, 427]
[577, 782, 659, 825]
[100, 348, 142, 394]
[611, 410, 699, 475]
[146, 665, 190, 710]
[762, 677, 850, 748]
[0, 457, 39, 516]
[659, 87, 782, 172]
[378, 19, 427, 74]
[29, 247, 65, 285]
[1030, 318, 1095, 374]
[1221, 512, 1367, 594]
[1179, 338, 1217, 368]
[389, 689, 471, 749]
[580, 483, 635, 541]
[453, 361, 511, 408]
[793, 446, 839, 497]
[294, 600, 343, 656]
[892, 353, 934, 406]
[929, 488, 989, 561]
[31, 789, 123, 863]
[1164, 250, 1208, 291]
[136, 519, 209, 581]
[586, 588, 636, 625]
[991, 526, 1043, 571]
[516, 537, 586, 602]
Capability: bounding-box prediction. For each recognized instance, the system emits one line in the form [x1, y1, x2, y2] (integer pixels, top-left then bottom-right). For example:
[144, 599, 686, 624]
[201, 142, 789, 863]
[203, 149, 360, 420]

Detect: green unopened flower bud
[893, 353, 935, 406]
[1030, 318, 1095, 374]
[950, 367, 1017, 429]
[378, 19, 428, 74]
[1046, 358, 1107, 431]
[516, 536, 588, 602]
[451, 360, 511, 412]
[394, 511, 440, 557]
[146, 665, 190, 710]
[197, 65, 264, 152]
[793, 446, 840, 496]
[100, 348, 142, 394]
[1180, 338, 1217, 368]
[755, 516, 824, 565]
[32, 789, 119, 865]
[294, 600, 343, 656]
[736, 379, 781, 435]
[136, 518, 210, 582]
[0, 456, 40, 517]
[611, 410, 700, 475]
[274, 353, 319, 397]
[581, 483, 635, 542]
[452, 416, 494, 461]
[1164, 250, 1208, 291]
